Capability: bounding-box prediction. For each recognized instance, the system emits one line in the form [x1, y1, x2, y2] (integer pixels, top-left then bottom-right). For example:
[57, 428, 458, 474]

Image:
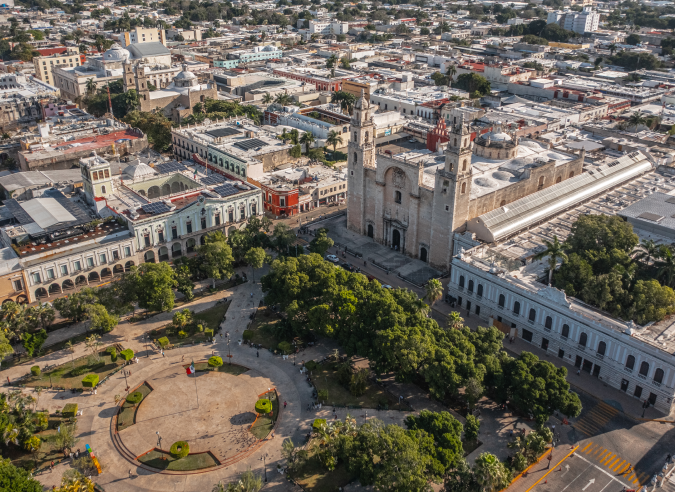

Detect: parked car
[340, 262, 356, 272]
[366, 274, 376, 281]
[384, 150, 392, 155]
[382, 284, 393, 289]
[325, 254, 340, 263]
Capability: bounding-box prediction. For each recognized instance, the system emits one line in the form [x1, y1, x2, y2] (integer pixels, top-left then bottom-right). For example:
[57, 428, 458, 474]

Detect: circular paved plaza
[118, 363, 274, 466]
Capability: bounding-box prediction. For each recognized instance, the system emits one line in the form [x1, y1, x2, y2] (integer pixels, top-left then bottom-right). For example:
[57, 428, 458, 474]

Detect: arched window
[101, 185, 106, 194]
[459, 275, 465, 288]
[462, 159, 467, 171]
[538, 176, 545, 188]
[579, 332, 587, 347]
[626, 355, 635, 370]
[654, 368, 664, 384]
[556, 176, 562, 184]
[500, 200, 506, 207]
[513, 301, 520, 315]
[498, 294, 505, 308]
[468, 280, 474, 293]
[597, 341, 606, 356]
[461, 182, 466, 194]
[528, 308, 536, 322]
[365, 131, 369, 142]
[477, 284, 483, 297]
[353, 152, 358, 164]
[354, 131, 357, 141]
[394, 191, 402, 204]
[569, 171, 575, 178]
[639, 361, 649, 377]
[545, 316, 552, 329]
[562, 324, 570, 338]
[454, 138, 457, 147]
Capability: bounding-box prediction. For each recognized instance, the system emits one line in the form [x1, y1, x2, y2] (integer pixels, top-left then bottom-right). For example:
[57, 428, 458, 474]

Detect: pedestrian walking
[271, 431, 275, 439]
[251, 292, 254, 298]
[129, 469, 133, 479]
[257, 351, 259, 357]
[577, 369, 580, 376]
[182, 355, 185, 362]
[50, 461, 54, 473]
[162, 351, 165, 357]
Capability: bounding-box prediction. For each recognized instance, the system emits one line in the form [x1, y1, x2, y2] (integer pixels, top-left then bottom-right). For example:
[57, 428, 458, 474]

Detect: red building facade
[426, 118, 450, 151]
[261, 182, 299, 216]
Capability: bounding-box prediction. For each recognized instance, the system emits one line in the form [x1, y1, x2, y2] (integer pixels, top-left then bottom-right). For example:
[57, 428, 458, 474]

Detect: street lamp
[156, 431, 162, 449]
[227, 336, 231, 365]
[145, 336, 150, 358]
[261, 454, 268, 482]
[123, 368, 129, 391]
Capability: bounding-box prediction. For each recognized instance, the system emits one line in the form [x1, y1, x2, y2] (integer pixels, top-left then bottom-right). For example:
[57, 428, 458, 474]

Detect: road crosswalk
[580, 441, 649, 487]
[573, 401, 618, 436]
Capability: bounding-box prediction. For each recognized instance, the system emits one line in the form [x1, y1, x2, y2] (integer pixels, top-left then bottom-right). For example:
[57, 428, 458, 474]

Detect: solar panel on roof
[155, 162, 187, 175]
[200, 174, 226, 185]
[213, 183, 239, 197]
[206, 127, 243, 139]
[141, 202, 172, 215]
[234, 138, 268, 151]
[638, 212, 663, 222]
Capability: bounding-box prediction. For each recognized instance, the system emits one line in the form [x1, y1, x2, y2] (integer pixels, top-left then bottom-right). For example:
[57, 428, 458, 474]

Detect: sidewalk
[506, 337, 672, 422]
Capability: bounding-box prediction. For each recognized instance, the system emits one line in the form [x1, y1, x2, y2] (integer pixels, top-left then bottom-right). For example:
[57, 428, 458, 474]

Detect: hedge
[126, 391, 143, 405]
[62, 403, 78, 418]
[304, 360, 318, 371]
[120, 349, 134, 361]
[157, 337, 169, 348]
[313, 418, 326, 431]
[242, 330, 253, 341]
[170, 441, 189, 459]
[208, 356, 223, 367]
[82, 374, 99, 388]
[255, 399, 272, 415]
[204, 328, 214, 337]
[30, 366, 40, 377]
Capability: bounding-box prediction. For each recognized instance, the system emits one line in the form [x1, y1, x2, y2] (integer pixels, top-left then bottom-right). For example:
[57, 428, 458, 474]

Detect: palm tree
[33, 387, 43, 411]
[627, 111, 646, 133]
[446, 63, 457, 81]
[262, 92, 273, 104]
[532, 235, 568, 285]
[608, 43, 617, 55]
[657, 246, 675, 288]
[326, 130, 343, 153]
[647, 115, 662, 130]
[274, 92, 293, 106]
[425, 278, 443, 307]
[473, 452, 509, 492]
[300, 131, 315, 152]
[447, 311, 464, 330]
[634, 238, 659, 265]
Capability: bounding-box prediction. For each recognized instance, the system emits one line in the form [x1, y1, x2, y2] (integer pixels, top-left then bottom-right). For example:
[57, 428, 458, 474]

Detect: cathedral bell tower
[347, 89, 376, 235]
[429, 113, 473, 267]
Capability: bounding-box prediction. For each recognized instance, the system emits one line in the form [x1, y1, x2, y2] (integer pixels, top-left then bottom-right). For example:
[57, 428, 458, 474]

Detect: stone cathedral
[346, 91, 585, 270]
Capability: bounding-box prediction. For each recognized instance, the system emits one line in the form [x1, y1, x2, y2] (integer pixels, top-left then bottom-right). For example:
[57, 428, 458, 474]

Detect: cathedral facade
[347, 91, 585, 270]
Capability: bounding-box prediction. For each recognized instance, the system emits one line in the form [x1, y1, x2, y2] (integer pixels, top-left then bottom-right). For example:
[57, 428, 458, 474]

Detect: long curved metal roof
[467, 151, 653, 243]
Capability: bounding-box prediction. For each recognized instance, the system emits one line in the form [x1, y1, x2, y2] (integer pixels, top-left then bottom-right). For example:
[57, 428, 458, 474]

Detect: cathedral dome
[103, 43, 130, 62]
[123, 161, 156, 180]
[482, 131, 512, 142]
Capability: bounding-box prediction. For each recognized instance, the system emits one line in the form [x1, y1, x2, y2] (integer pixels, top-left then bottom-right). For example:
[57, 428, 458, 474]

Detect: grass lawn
[150, 301, 231, 348]
[24, 348, 122, 390]
[117, 382, 153, 432]
[293, 453, 355, 492]
[137, 449, 218, 471]
[311, 362, 411, 410]
[9, 418, 75, 473]
[193, 362, 248, 375]
[245, 306, 283, 350]
[250, 391, 279, 440]
[1, 331, 94, 371]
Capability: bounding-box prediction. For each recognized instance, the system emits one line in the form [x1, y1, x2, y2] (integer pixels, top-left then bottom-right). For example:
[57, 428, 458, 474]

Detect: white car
[382, 284, 393, 289]
[325, 254, 340, 263]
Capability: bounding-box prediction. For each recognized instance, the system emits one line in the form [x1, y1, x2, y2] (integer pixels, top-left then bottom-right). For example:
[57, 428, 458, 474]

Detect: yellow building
[32, 47, 82, 86]
[122, 27, 167, 47]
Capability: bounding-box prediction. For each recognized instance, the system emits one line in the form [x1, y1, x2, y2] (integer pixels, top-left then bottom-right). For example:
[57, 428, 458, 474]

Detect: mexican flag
[186, 361, 195, 375]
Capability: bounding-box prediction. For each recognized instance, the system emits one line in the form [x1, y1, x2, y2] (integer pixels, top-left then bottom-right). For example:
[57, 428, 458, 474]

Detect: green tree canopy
[452, 73, 491, 96]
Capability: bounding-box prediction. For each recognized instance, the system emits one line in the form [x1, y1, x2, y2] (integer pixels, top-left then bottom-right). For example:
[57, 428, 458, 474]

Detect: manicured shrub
[242, 330, 254, 341]
[157, 337, 169, 348]
[108, 347, 117, 362]
[81, 374, 99, 388]
[30, 366, 40, 377]
[278, 341, 292, 354]
[178, 330, 188, 339]
[312, 419, 326, 432]
[120, 349, 134, 361]
[62, 403, 78, 418]
[197, 324, 204, 332]
[204, 328, 214, 337]
[304, 360, 318, 371]
[208, 356, 223, 367]
[318, 389, 328, 403]
[169, 441, 189, 459]
[126, 392, 143, 405]
[255, 399, 272, 414]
